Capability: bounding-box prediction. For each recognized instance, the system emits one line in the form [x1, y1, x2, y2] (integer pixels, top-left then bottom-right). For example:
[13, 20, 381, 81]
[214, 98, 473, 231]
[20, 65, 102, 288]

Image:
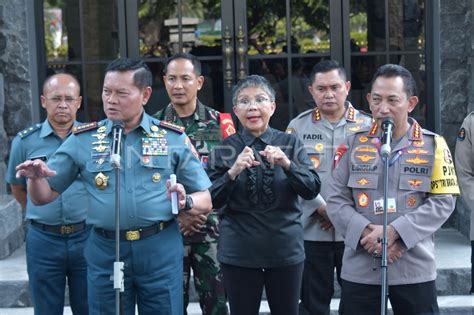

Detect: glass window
[247, 0, 287, 55]
[43, 0, 82, 62]
[291, 0, 330, 54]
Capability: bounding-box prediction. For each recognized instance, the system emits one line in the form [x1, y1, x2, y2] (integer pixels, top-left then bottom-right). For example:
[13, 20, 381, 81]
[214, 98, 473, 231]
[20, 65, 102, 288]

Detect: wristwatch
[183, 195, 194, 211]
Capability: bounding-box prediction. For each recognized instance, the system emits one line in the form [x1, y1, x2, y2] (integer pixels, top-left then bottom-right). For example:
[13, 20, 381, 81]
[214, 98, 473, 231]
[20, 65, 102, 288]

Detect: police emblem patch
[358, 192, 369, 208]
[407, 195, 417, 207]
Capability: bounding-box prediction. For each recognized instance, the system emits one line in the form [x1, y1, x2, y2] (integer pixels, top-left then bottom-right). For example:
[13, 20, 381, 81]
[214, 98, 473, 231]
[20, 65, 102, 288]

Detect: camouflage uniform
[154, 101, 232, 315]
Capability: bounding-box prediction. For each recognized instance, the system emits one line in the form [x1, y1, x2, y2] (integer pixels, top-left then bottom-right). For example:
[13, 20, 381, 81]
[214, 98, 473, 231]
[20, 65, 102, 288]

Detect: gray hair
[231, 75, 276, 105]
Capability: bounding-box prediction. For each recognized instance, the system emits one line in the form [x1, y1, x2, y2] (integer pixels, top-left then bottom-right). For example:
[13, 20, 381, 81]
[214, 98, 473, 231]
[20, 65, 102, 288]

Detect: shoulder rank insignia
[18, 123, 41, 138]
[159, 121, 185, 134]
[313, 107, 321, 121]
[73, 122, 98, 134]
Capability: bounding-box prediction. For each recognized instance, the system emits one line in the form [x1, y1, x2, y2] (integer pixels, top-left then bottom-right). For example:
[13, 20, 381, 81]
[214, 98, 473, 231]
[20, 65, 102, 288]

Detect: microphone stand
[379, 119, 393, 315]
[111, 125, 124, 315]
[380, 153, 389, 315]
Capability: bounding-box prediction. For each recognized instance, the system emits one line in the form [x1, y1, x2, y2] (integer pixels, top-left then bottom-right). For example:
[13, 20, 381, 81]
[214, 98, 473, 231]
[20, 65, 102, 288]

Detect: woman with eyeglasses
[206, 75, 321, 315]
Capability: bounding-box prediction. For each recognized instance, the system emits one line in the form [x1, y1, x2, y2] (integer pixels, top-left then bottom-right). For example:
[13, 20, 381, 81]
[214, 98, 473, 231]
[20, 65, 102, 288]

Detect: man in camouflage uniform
[154, 53, 234, 315]
[287, 60, 372, 315]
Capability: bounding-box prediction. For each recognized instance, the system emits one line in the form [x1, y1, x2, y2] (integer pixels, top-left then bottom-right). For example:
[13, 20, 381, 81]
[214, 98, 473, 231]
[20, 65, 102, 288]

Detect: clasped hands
[227, 145, 291, 180]
[360, 223, 405, 264]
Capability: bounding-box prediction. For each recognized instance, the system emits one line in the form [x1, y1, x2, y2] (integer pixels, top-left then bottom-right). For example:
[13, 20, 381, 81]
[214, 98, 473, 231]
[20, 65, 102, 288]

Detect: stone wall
[440, 0, 473, 238]
[0, 0, 32, 258]
[0, 0, 33, 163]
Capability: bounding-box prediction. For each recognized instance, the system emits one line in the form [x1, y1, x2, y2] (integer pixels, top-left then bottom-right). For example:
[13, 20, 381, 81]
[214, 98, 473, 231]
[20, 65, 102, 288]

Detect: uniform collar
[40, 119, 79, 138]
[367, 117, 422, 140]
[312, 101, 358, 123]
[163, 100, 208, 125]
[240, 127, 273, 147]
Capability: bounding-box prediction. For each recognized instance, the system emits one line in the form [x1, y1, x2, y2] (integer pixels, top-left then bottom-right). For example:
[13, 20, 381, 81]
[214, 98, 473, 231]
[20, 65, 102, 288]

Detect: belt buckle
[61, 225, 74, 234]
[159, 222, 164, 230]
[126, 230, 140, 241]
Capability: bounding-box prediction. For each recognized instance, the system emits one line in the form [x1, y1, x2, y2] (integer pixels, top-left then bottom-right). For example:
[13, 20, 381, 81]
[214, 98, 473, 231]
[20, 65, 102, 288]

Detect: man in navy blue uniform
[15, 59, 213, 315]
[6, 73, 90, 315]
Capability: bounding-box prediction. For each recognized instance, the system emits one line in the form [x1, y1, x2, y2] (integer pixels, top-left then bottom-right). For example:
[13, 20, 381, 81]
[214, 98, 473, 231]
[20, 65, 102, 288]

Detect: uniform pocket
[85, 161, 114, 194]
[140, 156, 172, 190]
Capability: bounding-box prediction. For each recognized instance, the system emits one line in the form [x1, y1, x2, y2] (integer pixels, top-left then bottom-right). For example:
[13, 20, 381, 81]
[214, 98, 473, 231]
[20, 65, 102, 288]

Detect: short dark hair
[310, 60, 347, 84]
[370, 64, 417, 97]
[42, 73, 81, 95]
[105, 58, 153, 90]
[164, 53, 202, 76]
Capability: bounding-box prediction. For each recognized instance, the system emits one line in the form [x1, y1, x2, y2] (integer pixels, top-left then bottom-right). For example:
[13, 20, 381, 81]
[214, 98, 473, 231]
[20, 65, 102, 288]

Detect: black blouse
[207, 127, 321, 268]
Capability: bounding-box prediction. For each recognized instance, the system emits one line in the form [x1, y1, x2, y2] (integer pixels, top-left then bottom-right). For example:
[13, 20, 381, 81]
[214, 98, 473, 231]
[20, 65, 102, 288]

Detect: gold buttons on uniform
[152, 173, 161, 183]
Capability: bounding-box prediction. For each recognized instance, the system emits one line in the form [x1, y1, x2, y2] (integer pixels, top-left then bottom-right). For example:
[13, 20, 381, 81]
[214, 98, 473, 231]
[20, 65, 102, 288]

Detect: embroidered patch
[407, 195, 417, 207]
[408, 179, 423, 188]
[309, 155, 321, 169]
[406, 156, 429, 165]
[358, 192, 369, 208]
[357, 178, 370, 186]
[356, 154, 376, 162]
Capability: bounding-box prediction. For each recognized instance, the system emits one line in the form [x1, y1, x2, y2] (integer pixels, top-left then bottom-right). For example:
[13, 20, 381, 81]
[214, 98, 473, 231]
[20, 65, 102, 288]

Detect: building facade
[0, 0, 473, 257]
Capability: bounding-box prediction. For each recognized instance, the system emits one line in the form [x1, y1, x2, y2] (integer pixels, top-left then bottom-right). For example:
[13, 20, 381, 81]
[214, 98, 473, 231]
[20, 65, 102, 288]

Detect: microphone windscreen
[112, 120, 124, 129]
[381, 117, 395, 131]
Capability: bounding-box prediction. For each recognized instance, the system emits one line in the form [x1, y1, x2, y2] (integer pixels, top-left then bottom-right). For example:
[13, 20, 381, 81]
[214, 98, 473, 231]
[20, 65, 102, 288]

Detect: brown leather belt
[30, 220, 86, 235]
[94, 220, 173, 241]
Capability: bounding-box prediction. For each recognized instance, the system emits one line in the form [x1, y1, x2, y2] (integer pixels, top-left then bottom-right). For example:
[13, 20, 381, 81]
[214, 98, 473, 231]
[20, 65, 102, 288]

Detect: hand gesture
[15, 159, 56, 179]
[227, 146, 260, 180]
[259, 145, 291, 170]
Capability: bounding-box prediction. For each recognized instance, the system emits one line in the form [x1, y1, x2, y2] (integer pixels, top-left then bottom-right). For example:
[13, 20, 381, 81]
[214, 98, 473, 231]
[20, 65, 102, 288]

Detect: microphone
[380, 118, 395, 158]
[333, 144, 348, 169]
[110, 121, 124, 168]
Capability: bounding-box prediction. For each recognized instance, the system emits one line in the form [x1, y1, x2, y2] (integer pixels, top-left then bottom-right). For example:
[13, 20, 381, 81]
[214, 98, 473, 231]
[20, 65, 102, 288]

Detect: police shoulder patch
[159, 120, 185, 134]
[73, 121, 98, 134]
[17, 123, 41, 138]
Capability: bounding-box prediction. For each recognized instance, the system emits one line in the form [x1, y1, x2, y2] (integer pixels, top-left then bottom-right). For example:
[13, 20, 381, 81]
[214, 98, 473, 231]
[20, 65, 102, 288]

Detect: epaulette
[159, 120, 185, 134]
[294, 108, 314, 120]
[73, 122, 98, 134]
[421, 128, 437, 137]
[17, 123, 41, 138]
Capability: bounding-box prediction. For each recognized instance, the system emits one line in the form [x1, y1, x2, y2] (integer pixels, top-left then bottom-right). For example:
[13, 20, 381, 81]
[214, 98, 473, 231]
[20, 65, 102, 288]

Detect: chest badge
[406, 156, 429, 165]
[309, 156, 321, 169]
[358, 192, 369, 208]
[315, 143, 324, 152]
[408, 179, 423, 188]
[355, 154, 376, 162]
[407, 195, 417, 207]
[357, 178, 370, 186]
[95, 172, 109, 190]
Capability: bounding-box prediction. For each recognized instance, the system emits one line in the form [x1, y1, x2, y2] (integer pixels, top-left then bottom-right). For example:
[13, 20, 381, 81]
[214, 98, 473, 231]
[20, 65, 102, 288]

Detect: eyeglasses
[46, 96, 78, 106]
[236, 96, 271, 108]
